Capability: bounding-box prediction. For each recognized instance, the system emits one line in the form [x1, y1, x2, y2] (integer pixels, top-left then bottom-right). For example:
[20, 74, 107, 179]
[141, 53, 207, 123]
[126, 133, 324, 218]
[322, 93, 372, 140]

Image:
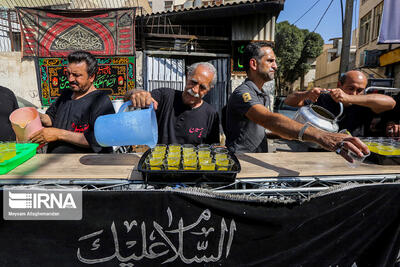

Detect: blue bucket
[94, 101, 158, 148]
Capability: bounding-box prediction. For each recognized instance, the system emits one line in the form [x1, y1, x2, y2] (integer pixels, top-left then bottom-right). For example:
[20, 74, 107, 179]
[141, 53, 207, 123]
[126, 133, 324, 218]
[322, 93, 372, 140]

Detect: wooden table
[1, 152, 400, 181]
[0, 154, 142, 180]
[236, 152, 400, 178]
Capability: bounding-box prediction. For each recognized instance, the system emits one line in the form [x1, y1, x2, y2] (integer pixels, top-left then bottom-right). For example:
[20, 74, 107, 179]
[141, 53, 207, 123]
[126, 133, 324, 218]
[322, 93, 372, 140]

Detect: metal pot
[293, 102, 343, 133]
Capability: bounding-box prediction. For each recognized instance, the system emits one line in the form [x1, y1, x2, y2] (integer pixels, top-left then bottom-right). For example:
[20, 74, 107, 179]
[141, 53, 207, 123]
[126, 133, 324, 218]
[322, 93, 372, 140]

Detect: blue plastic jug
[94, 101, 158, 148]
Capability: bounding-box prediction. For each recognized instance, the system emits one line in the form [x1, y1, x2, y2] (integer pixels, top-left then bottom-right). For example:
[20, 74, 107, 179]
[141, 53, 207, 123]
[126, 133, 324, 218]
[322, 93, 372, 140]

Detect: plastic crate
[138, 148, 241, 184]
[0, 143, 39, 175]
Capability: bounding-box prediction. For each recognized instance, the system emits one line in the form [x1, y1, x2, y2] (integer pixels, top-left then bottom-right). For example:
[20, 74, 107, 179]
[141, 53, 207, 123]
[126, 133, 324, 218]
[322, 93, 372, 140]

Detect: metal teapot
[293, 101, 343, 133]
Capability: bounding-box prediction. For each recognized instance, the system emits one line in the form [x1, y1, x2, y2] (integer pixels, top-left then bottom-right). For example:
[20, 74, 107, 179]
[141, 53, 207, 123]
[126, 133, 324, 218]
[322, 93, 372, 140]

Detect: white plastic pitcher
[94, 101, 158, 148]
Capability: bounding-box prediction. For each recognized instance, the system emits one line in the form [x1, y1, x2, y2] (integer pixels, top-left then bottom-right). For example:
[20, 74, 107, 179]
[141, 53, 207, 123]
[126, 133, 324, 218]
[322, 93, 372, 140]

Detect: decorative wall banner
[38, 56, 135, 106]
[0, 184, 399, 266]
[16, 7, 136, 57]
[231, 41, 249, 73]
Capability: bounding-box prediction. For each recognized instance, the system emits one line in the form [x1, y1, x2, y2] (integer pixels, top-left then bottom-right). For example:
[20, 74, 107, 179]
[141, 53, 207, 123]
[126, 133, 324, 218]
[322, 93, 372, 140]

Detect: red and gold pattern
[16, 8, 136, 57]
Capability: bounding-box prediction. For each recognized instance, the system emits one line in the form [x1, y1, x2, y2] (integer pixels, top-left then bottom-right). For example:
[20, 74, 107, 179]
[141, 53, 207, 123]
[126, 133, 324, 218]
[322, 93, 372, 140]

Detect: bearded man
[30, 51, 114, 153]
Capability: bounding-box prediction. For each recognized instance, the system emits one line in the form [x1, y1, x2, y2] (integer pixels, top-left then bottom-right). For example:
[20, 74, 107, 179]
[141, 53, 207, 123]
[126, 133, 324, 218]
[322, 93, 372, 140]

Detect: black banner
[1, 184, 400, 266]
[38, 56, 135, 106]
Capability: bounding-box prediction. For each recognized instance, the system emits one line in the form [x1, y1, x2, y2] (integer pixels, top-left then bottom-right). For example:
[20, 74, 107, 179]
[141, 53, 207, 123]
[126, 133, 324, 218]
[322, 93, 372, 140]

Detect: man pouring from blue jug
[30, 51, 114, 153]
[124, 62, 220, 145]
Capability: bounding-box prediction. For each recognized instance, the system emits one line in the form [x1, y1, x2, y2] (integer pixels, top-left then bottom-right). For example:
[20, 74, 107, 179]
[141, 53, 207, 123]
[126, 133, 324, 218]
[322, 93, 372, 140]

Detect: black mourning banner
[1, 184, 400, 266]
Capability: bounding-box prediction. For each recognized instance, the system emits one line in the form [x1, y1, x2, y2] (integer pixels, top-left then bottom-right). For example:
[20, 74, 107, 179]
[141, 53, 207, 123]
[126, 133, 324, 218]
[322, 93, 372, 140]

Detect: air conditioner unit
[360, 50, 384, 68]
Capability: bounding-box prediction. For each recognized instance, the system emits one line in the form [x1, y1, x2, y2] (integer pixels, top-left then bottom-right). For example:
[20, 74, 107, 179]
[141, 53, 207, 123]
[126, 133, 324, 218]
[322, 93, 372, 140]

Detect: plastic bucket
[94, 101, 158, 148]
[9, 107, 43, 141]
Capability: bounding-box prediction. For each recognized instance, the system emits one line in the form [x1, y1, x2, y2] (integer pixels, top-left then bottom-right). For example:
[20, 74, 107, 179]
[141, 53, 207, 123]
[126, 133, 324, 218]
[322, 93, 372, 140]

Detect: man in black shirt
[225, 42, 369, 162]
[30, 51, 114, 153]
[0, 86, 19, 141]
[125, 62, 220, 145]
[285, 70, 395, 136]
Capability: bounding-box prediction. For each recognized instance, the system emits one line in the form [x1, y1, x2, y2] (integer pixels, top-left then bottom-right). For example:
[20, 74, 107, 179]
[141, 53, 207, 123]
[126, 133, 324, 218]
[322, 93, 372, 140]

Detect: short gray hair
[187, 62, 217, 88]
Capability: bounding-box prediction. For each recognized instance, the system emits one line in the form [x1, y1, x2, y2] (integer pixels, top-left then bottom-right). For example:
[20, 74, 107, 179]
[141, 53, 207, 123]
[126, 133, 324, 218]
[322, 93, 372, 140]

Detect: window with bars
[372, 1, 384, 40]
[0, 10, 20, 52]
[359, 12, 372, 47]
[165, 0, 173, 10]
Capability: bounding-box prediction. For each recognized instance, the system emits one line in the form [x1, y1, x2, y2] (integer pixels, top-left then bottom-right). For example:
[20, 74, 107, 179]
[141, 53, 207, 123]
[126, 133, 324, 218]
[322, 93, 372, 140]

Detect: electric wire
[313, 0, 335, 32]
[293, 0, 321, 25]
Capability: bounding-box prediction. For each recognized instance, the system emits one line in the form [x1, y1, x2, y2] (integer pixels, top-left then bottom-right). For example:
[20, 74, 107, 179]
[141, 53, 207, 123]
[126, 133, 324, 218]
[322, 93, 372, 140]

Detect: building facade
[356, 0, 400, 87]
[315, 38, 356, 89]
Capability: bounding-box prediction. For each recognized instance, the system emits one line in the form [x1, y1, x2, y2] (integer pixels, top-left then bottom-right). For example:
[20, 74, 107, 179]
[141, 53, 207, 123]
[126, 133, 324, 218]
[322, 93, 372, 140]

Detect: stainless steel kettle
[293, 102, 343, 133]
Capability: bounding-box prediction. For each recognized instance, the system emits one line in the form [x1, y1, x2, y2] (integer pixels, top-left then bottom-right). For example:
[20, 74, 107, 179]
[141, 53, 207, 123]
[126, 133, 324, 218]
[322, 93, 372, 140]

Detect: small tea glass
[167, 151, 181, 158]
[163, 158, 180, 170]
[154, 144, 167, 153]
[151, 149, 165, 159]
[0, 142, 16, 161]
[0, 142, 5, 162]
[377, 141, 394, 156]
[168, 144, 181, 153]
[182, 156, 197, 170]
[198, 156, 213, 164]
[213, 147, 228, 154]
[182, 144, 195, 154]
[199, 161, 215, 171]
[182, 151, 196, 159]
[216, 159, 234, 171]
[197, 144, 211, 149]
[146, 157, 163, 170]
[366, 140, 379, 154]
[392, 143, 400, 156]
[198, 147, 211, 158]
[215, 152, 230, 162]
[166, 156, 180, 166]
[346, 151, 371, 168]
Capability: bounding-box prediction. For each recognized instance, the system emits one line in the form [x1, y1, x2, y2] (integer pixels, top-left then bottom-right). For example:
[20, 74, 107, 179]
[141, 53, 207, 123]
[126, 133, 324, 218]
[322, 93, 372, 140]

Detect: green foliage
[275, 21, 303, 76]
[275, 21, 324, 88]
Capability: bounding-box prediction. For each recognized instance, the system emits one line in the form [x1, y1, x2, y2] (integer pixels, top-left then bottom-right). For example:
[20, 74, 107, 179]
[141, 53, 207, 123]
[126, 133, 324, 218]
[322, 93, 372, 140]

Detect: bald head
[338, 70, 368, 95]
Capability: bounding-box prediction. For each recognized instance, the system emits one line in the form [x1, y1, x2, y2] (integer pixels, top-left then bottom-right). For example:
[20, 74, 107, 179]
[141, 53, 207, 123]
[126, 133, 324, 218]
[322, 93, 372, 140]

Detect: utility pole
[339, 0, 354, 78]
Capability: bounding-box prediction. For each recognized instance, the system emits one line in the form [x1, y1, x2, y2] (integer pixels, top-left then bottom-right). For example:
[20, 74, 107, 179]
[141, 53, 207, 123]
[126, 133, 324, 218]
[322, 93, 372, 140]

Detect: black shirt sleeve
[230, 86, 263, 117]
[46, 90, 69, 125]
[206, 111, 220, 144]
[84, 93, 115, 153]
[150, 88, 162, 103]
[11, 92, 18, 111]
[0, 86, 19, 141]
[45, 101, 57, 125]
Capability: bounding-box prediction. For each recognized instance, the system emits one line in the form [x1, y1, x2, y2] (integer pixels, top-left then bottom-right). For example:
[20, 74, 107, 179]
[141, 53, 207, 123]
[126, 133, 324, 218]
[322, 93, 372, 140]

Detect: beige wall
[314, 44, 340, 89]
[356, 0, 396, 78]
[0, 52, 40, 107]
